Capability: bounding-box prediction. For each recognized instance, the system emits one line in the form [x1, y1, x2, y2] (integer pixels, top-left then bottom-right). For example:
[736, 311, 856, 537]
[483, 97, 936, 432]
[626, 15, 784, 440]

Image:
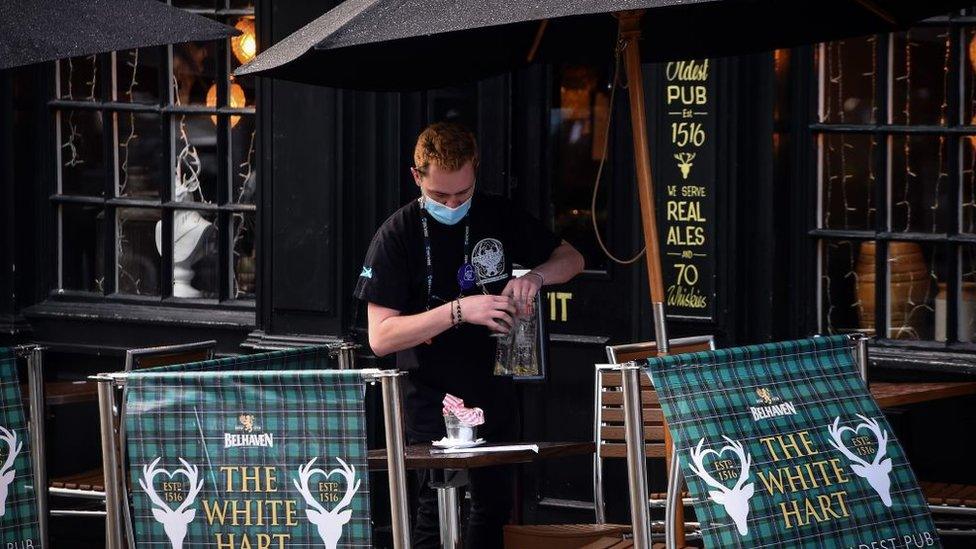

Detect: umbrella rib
[526, 19, 549, 63]
[851, 0, 898, 25]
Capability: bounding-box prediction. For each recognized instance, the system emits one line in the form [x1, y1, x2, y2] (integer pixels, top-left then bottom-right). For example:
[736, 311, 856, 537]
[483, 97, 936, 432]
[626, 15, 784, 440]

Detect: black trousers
[408, 416, 517, 549]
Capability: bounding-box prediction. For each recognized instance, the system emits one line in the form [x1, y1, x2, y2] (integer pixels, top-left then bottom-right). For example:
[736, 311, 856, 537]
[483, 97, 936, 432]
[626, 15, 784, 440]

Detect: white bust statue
[155, 167, 213, 298]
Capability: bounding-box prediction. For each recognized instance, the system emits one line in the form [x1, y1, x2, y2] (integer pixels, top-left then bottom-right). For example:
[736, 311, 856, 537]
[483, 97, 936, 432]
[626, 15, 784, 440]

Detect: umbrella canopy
[0, 0, 238, 70]
[237, 0, 973, 90]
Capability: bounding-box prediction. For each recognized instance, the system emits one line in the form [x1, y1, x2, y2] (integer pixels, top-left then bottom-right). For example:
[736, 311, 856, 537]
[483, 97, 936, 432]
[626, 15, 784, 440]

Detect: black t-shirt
[354, 194, 560, 440]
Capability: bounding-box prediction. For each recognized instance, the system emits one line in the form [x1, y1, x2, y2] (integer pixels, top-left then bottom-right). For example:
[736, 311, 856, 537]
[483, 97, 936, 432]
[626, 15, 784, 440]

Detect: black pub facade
[1, 0, 974, 543]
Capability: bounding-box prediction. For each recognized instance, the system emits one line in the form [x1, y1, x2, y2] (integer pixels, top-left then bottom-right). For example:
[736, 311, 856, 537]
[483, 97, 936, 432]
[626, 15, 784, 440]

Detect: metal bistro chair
[595, 335, 715, 542]
[110, 341, 216, 547]
[502, 336, 713, 549]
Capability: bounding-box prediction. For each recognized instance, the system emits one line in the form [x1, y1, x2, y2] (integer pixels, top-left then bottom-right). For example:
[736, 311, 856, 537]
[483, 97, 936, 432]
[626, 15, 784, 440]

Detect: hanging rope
[590, 33, 646, 265]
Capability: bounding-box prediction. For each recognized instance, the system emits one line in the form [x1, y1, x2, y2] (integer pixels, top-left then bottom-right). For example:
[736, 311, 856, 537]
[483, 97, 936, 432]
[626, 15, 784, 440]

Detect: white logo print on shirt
[472, 238, 507, 284]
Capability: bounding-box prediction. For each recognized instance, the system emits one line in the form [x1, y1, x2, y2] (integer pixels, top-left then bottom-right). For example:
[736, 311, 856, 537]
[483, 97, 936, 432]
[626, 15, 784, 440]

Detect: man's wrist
[524, 271, 545, 288]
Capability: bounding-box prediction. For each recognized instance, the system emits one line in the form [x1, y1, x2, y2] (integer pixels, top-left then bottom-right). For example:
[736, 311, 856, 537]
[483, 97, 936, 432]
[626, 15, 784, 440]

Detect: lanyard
[420, 211, 471, 306]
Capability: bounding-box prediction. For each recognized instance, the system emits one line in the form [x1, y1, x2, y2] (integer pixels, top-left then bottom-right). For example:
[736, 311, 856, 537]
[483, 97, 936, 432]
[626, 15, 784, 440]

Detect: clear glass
[172, 115, 219, 205]
[886, 241, 940, 340]
[60, 204, 105, 293]
[819, 36, 877, 124]
[819, 133, 877, 230]
[890, 27, 951, 126]
[172, 41, 218, 106]
[59, 110, 105, 196]
[550, 63, 612, 271]
[116, 207, 162, 296]
[232, 212, 256, 299]
[114, 48, 161, 104]
[116, 113, 163, 199]
[888, 135, 948, 233]
[820, 239, 867, 335]
[58, 55, 100, 101]
[230, 115, 256, 204]
[172, 210, 219, 299]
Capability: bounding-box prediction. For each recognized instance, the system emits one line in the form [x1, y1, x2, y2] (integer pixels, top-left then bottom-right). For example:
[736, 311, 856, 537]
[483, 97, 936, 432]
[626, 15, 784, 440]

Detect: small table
[870, 381, 976, 408]
[369, 441, 594, 548]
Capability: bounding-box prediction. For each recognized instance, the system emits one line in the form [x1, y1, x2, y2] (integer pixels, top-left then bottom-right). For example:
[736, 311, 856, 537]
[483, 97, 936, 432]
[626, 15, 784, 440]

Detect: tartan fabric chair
[502, 336, 713, 549]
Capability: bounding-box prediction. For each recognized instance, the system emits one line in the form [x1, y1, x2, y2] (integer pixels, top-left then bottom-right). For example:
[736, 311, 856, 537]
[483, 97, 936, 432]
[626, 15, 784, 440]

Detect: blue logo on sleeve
[360, 266, 373, 279]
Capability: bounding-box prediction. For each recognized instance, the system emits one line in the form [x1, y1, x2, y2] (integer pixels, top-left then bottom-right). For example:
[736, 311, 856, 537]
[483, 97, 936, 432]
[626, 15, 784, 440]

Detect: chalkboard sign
[656, 59, 716, 321]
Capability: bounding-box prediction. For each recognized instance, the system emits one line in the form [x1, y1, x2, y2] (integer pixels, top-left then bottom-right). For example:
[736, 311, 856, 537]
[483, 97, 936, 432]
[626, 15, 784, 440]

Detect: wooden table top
[870, 381, 976, 408]
[368, 441, 594, 470]
[21, 381, 98, 406]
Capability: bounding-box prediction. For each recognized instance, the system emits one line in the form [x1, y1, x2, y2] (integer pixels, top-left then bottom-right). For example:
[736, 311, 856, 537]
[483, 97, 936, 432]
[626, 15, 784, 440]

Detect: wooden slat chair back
[124, 341, 216, 371]
[503, 337, 714, 548]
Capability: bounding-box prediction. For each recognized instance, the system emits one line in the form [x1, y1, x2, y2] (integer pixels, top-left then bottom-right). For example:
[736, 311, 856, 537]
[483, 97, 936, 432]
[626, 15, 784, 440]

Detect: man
[354, 121, 584, 548]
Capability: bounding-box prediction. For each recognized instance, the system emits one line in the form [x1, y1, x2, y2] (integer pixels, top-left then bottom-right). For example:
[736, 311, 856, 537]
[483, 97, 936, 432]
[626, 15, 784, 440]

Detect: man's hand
[460, 295, 517, 333]
[501, 274, 543, 318]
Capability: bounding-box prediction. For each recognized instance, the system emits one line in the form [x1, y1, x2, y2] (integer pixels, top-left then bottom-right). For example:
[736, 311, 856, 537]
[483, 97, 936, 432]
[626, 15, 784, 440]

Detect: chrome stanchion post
[621, 362, 651, 549]
[436, 482, 460, 548]
[330, 341, 360, 370]
[378, 370, 411, 549]
[853, 333, 870, 385]
[665, 442, 682, 548]
[24, 345, 49, 548]
[97, 377, 123, 549]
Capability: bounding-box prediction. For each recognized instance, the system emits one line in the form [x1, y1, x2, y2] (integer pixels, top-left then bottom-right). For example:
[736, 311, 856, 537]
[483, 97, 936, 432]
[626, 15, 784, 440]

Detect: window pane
[173, 41, 218, 106]
[57, 55, 100, 101]
[887, 241, 941, 340]
[962, 27, 976, 125]
[820, 239, 865, 335]
[59, 110, 105, 196]
[172, 115, 219, 205]
[233, 212, 256, 299]
[114, 48, 161, 104]
[117, 208, 162, 296]
[228, 0, 255, 10]
[61, 204, 105, 293]
[550, 63, 611, 271]
[231, 115, 256, 205]
[173, 210, 218, 299]
[117, 113, 163, 199]
[964, 136, 976, 233]
[890, 27, 951, 126]
[173, 0, 216, 8]
[956, 245, 976, 342]
[889, 135, 949, 233]
[819, 133, 876, 230]
[819, 37, 877, 124]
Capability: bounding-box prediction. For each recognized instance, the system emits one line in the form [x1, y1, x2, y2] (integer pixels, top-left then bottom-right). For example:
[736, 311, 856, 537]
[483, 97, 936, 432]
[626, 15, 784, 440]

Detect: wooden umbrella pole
[617, 10, 685, 549]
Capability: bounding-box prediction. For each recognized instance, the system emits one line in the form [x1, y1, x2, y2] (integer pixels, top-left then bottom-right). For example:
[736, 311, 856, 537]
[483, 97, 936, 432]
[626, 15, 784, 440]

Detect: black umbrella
[0, 0, 238, 70]
[237, 4, 976, 546]
[236, 0, 970, 90]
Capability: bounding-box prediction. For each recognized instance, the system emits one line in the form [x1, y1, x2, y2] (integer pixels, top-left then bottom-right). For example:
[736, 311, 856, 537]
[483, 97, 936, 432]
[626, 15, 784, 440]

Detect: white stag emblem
[139, 457, 204, 549]
[0, 427, 23, 518]
[293, 457, 361, 549]
[688, 436, 755, 536]
[827, 415, 893, 507]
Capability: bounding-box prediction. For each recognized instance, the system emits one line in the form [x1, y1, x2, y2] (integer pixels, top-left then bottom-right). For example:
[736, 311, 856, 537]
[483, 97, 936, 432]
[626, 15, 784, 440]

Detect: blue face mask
[422, 193, 472, 225]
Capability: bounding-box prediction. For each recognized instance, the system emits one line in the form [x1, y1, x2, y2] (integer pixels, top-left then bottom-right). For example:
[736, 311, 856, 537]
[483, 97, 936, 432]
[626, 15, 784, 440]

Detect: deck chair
[503, 336, 714, 549]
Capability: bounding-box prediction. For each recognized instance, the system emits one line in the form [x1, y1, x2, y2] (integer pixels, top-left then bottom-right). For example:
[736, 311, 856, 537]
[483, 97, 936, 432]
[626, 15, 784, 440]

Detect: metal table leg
[430, 469, 466, 548]
[436, 484, 461, 548]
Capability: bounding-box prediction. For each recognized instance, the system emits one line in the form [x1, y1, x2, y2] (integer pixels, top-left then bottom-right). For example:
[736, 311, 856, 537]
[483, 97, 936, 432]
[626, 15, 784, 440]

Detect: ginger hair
[413, 122, 479, 174]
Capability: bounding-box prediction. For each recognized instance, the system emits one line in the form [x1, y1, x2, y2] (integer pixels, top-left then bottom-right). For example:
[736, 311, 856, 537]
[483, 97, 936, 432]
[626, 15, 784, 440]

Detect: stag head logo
[827, 415, 893, 507]
[293, 457, 361, 549]
[0, 427, 23, 518]
[674, 152, 696, 180]
[238, 414, 255, 433]
[688, 437, 755, 536]
[139, 457, 204, 549]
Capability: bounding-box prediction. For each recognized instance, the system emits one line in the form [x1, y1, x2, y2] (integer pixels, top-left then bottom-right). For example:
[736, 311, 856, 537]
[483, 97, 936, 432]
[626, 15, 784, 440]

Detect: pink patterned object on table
[442, 393, 485, 426]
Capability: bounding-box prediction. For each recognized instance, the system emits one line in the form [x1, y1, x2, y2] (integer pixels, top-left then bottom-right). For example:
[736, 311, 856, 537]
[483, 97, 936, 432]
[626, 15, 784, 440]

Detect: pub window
[51, 0, 257, 303]
[814, 10, 976, 347]
[550, 63, 612, 272]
